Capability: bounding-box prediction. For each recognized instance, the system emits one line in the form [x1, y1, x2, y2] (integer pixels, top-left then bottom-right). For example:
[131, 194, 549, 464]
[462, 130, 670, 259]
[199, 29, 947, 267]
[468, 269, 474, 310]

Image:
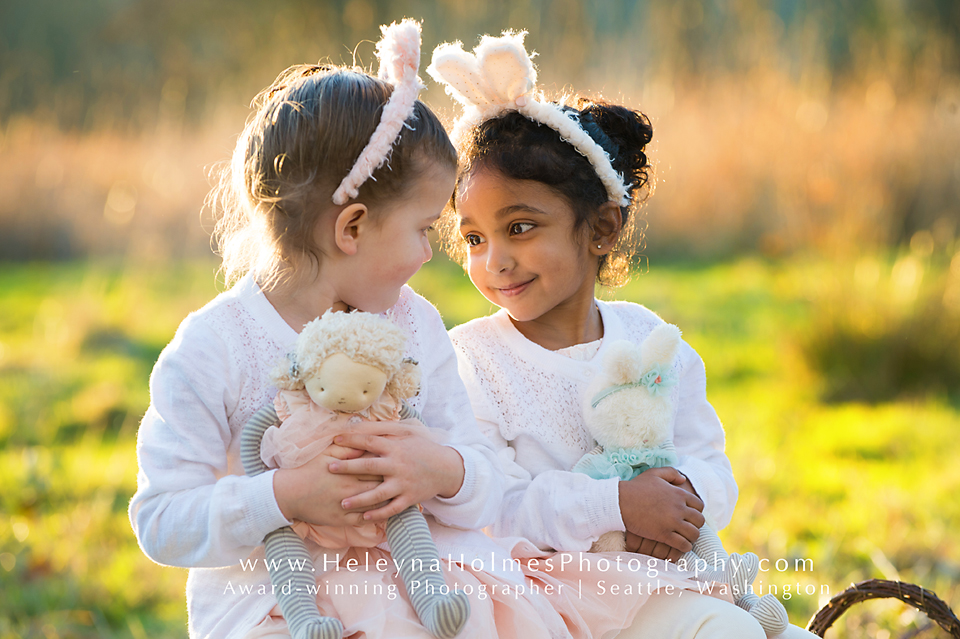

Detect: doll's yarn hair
[270, 311, 421, 400]
[210, 64, 456, 291]
[441, 97, 653, 287]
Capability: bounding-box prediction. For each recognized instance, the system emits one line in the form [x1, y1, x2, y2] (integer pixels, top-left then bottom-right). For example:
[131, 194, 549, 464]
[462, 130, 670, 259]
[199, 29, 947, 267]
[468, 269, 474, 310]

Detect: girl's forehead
[457, 167, 572, 216]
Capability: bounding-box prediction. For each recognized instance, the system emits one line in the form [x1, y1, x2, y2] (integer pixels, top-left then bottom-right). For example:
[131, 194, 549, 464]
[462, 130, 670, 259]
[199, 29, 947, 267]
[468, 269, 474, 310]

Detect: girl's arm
[130, 316, 375, 567]
[129, 316, 290, 568]
[477, 416, 626, 552]
[671, 340, 738, 530]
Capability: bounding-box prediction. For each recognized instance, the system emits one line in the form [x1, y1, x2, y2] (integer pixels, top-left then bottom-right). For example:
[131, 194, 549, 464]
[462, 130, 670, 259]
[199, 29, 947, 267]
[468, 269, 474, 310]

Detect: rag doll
[241, 310, 470, 639]
[573, 323, 789, 638]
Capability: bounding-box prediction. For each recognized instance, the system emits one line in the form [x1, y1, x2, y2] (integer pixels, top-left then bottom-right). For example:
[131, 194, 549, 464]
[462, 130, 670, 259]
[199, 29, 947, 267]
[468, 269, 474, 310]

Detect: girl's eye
[464, 233, 484, 247]
[510, 222, 535, 235]
[424, 224, 436, 233]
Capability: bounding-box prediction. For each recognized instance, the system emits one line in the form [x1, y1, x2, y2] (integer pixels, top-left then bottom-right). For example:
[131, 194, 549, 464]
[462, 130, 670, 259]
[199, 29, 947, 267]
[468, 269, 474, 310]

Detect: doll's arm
[671, 340, 738, 530]
[129, 316, 290, 568]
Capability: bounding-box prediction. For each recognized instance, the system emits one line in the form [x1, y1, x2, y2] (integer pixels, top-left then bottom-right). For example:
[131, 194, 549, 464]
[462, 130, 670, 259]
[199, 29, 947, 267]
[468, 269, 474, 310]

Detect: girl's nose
[486, 242, 513, 274]
[422, 238, 433, 263]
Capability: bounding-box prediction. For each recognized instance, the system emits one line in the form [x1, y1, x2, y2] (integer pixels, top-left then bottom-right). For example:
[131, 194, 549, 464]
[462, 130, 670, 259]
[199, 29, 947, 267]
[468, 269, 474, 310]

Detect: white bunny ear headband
[426, 30, 630, 206]
[332, 19, 426, 205]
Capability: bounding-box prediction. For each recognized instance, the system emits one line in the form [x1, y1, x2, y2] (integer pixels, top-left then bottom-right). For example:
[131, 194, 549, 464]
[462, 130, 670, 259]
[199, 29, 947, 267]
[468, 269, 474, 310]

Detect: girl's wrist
[437, 446, 465, 499]
[272, 468, 299, 522]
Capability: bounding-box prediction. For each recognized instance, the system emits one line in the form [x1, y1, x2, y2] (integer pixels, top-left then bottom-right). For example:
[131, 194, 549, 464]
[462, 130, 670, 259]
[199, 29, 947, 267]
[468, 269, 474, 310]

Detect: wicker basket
[807, 579, 960, 637]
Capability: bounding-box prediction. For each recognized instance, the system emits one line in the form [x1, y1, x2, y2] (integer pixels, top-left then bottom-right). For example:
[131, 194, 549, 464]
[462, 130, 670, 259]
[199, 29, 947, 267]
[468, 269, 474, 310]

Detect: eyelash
[463, 222, 535, 247]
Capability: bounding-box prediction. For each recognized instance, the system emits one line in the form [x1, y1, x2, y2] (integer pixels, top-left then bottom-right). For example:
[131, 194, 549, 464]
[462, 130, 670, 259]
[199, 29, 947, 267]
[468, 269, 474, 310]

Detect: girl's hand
[625, 531, 684, 562]
[624, 473, 702, 561]
[619, 467, 705, 554]
[327, 431, 465, 523]
[273, 448, 382, 527]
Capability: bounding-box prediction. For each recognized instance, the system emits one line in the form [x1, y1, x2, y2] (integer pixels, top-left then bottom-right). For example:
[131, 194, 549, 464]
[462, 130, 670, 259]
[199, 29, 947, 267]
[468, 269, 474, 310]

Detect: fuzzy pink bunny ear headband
[426, 30, 630, 206]
[332, 19, 425, 205]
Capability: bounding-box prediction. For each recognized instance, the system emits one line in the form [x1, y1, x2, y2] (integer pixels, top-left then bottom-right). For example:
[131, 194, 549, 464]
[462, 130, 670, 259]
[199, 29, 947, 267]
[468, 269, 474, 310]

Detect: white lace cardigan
[129, 274, 510, 639]
[449, 300, 738, 553]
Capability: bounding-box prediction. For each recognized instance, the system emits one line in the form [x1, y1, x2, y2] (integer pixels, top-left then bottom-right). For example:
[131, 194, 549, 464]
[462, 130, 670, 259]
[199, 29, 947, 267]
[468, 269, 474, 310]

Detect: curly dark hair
[441, 96, 654, 287]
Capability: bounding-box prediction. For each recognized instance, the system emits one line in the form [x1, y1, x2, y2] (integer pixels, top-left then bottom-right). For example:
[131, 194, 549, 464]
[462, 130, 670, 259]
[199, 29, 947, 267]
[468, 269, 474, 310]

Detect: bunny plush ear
[601, 340, 645, 385]
[332, 19, 425, 205]
[640, 324, 682, 370]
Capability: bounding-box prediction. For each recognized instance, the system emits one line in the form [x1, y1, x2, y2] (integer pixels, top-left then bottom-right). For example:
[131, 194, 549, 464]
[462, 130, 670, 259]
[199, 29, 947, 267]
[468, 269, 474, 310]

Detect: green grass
[1, 255, 958, 637]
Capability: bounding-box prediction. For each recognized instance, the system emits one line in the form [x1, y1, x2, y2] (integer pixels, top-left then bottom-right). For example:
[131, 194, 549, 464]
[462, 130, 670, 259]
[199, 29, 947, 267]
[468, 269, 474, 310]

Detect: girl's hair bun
[576, 98, 654, 201]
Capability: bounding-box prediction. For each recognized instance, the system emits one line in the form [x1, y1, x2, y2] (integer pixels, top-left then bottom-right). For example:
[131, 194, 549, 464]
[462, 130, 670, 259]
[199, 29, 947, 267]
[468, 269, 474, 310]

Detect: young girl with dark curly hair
[430, 31, 818, 639]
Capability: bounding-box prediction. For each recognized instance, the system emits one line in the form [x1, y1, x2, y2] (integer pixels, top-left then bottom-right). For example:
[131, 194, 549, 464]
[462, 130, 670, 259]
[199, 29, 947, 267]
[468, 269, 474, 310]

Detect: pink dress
[260, 388, 440, 548]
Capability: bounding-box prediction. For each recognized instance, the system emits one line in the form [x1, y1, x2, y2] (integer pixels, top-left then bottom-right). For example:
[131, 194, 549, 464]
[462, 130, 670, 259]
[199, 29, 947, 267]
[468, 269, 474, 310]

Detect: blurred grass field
[1, 253, 958, 638]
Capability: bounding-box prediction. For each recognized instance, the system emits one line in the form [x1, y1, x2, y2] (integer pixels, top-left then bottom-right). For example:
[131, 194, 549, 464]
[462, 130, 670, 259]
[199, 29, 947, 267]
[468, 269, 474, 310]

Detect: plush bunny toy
[241, 311, 469, 639]
[573, 323, 788, 638]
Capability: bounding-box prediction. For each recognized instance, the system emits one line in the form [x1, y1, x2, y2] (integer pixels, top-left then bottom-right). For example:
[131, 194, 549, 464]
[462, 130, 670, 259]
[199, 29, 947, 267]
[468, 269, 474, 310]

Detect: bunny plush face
[304, 353, 389, 413]
[584, 324, 683, 451]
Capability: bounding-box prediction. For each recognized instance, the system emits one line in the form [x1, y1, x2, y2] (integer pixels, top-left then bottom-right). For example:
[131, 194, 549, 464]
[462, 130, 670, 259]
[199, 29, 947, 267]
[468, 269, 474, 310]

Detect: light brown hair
[210, 64, 456, 290]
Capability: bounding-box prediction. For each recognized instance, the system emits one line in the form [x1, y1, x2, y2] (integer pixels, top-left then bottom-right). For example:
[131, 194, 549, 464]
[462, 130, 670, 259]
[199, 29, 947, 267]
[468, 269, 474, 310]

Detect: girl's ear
[334, 203, 370, 255]
[591, 201, 623, 255]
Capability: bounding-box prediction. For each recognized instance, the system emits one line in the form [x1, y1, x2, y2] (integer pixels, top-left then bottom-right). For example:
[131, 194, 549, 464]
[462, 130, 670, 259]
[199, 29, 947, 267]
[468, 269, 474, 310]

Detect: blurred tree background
[1, 0, 959, 637]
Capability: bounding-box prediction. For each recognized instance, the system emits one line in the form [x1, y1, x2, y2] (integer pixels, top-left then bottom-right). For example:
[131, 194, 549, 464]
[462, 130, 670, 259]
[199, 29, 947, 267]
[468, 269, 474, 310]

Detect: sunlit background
[1, 1, 958, 637]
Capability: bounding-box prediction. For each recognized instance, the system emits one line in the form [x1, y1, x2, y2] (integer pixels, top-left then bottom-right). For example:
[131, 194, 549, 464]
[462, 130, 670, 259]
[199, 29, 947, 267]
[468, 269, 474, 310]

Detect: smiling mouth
[496, 279, 534, 297]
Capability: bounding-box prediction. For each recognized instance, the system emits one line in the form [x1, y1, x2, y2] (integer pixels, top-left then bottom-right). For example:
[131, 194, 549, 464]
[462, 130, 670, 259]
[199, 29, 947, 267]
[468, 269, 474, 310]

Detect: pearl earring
[597, 244, 602, 249]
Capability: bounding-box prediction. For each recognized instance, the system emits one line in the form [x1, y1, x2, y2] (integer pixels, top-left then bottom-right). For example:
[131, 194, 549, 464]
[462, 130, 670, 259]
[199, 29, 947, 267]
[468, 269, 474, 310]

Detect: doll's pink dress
[260, 388, 439, 548]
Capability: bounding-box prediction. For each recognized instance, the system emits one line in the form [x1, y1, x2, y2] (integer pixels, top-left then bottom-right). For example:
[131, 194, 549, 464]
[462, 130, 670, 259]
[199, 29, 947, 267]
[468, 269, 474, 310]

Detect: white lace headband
[426, 30, 630, 206]
[332, 19, 425, 205]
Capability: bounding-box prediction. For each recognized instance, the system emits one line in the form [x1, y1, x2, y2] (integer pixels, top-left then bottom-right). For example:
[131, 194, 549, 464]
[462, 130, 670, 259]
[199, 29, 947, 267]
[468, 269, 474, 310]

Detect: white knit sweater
[129, 274, 509, 639]
[449, 300, 737, 553]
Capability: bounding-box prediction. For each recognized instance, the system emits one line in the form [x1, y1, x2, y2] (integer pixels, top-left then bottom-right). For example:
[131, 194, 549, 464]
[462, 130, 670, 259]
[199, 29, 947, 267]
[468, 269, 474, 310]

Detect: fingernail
[363, 513, 371, 520]
[334, 436, 343, 443]
[329, 462, 339, 471]
[341, 500, 350, 508]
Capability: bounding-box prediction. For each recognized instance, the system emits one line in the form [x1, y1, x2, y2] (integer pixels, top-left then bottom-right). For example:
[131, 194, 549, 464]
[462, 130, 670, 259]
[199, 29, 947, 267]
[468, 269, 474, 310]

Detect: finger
[624, 532, 644, 553]
[665, 547, 683, 563]
[685, 508, 706, 529]
[329, 457, 390, 476]
[648, 466, 683, 484]
[678, 520, 702, 545]
[636, 537, 659, 557]
[324, 444, 366, 460]
[650, 542, 674, 560]
[340, 483, 399, 511]
[341, 511, 368, 527]
[685, 492, 705, 512]
[667, 532, 694, 554]
[361, 496, 415, 523]
[333, 433, 392, 454]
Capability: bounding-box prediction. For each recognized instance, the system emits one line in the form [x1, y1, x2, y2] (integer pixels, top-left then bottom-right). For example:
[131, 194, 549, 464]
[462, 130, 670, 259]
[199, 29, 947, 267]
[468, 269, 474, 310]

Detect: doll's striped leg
[387, 506, 470, 638]
[263, 527, 343, 639]
[241, 404, 280, 477]
[242, 405, 343, 639]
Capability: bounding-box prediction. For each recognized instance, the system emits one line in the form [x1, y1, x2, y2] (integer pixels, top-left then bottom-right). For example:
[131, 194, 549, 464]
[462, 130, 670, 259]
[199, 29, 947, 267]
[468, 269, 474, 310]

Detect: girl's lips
[497, 279, 534, 297]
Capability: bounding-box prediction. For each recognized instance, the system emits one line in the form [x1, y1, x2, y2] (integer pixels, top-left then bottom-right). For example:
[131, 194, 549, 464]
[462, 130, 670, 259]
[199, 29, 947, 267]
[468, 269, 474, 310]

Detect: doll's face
[304, 353, 388, 412]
